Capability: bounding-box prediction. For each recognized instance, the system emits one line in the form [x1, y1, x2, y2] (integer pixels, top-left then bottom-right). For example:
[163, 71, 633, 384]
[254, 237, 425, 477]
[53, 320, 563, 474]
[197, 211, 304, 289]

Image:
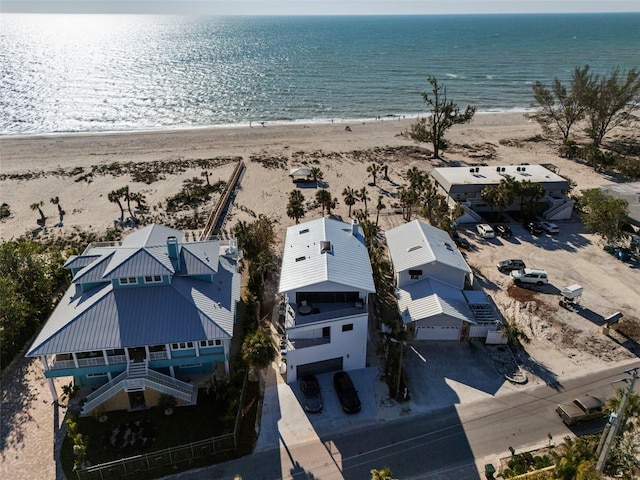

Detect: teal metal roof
[27, 225, 239, 357]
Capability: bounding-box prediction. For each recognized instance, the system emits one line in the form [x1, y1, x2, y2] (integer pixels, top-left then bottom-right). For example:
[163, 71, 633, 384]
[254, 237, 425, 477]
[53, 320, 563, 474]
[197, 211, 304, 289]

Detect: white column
[47, 377, 58, 403]
[144, 345, 150, 360]
[71, 352, 79, 368]
[169, 366, 175, 378]
[223, 341, 230, 375]
[194, 341, 200, 357]
[40, 355, 50, 372]
[125, 348, 131, 363]
[102, 350, 109, 365]
[165, 344, 171, 359]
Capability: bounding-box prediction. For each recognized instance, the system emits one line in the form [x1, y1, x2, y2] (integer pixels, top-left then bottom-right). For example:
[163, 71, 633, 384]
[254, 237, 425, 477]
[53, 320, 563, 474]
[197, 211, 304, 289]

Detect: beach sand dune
[1, 113, 607, 242]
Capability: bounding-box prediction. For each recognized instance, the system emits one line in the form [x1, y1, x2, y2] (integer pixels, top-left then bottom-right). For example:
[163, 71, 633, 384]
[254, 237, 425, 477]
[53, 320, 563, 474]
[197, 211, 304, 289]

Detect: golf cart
[559, 284, 583, 310]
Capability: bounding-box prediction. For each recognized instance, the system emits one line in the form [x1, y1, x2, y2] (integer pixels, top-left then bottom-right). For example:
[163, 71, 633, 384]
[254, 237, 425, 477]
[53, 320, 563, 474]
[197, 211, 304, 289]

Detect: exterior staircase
[544, 199, 574, 220]
[80, 361, 195, 416]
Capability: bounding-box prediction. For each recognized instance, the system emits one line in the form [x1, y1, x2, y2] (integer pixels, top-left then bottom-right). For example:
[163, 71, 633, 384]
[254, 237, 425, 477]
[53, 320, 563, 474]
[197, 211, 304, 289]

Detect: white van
[476, 223, 495, 239]
[510, 268, 548, 286]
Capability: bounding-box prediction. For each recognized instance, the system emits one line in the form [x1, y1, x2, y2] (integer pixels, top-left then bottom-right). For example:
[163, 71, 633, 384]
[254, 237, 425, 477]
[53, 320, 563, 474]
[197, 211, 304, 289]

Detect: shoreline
[0, 108, 537, 140]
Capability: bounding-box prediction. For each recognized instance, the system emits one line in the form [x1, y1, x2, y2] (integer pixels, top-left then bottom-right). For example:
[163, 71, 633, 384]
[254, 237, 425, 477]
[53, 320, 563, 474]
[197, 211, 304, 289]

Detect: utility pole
[596, 368, 638, 473]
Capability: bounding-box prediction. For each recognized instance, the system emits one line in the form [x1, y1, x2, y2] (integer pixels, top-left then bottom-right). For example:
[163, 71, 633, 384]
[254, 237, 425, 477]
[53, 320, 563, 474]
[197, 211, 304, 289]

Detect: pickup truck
[556, 395, 605, 426]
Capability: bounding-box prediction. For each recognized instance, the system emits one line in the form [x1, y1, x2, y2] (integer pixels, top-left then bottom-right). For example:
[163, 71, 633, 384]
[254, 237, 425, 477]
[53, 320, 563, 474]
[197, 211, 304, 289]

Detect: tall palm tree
[375, 195, 386, 226]
[287, 190, 305, 224]
[120, 186, 134, 220]
[358, 186, 371, 214]
[108, 189, 125, 223]
[315, 189, 332, 216]
[201, 170, 211, 186]
[241, 329, 276, 381]
[30, 201, 46, 223]
[406, 166, 427, 192]
[342, 186, 358, 217]
[367, 163, 381, 187]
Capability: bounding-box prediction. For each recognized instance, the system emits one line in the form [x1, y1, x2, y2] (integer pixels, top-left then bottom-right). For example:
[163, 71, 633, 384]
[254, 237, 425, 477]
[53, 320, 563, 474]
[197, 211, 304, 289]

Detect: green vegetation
[0, 239, 68, 370]
[371, 467, 398, 480]
[404, 75, 476, 159]
[531, 65, 640, 180]
[286, 189, 306, 224]
[579, 189, 629, 243]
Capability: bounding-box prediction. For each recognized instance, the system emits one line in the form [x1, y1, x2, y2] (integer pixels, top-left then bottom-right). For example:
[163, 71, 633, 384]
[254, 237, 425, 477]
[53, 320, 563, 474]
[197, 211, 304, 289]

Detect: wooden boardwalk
[200, 160, 245, 240]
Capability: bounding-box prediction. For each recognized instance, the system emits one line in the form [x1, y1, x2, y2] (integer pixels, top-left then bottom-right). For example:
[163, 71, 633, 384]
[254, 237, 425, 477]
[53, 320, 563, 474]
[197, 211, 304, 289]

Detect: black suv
[497, 259, 526, 272]
[524, 221, 543, 235]
[494, 224, 512, 237]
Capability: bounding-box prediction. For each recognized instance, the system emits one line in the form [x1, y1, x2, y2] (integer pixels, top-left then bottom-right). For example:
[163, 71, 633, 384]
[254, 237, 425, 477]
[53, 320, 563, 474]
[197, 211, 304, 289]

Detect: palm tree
[241, 329, 277, 380]
[398, 187, 418, 221]
[30, 201, 46, 224]
[406, 166, 427, 192]
[501, 320, 530, 348]
[315, 189, 332, 216]
[342, 186, 358, 217]
[108, 189, 125, 223]
[371, 467, 398, 480]
[201, 170, 211, 186]
[358, 186, 371, 215]
[375, 195, 386, 226]
[310, 167, 324, 188]
[286, 190, 305, 224]
[120, 186, 134, 220]
[367, 163, 381, 187]
[481, 185, 500, 215]
[50, 196, 64, 220]
[605, 388, 640, 431]
[128, 192, 147, 212]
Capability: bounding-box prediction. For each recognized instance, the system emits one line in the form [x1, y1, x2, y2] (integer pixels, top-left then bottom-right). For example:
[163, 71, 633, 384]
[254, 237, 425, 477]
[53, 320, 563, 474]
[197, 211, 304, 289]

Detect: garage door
[416, 325, 460, 340]
[296, 357, 343, 379]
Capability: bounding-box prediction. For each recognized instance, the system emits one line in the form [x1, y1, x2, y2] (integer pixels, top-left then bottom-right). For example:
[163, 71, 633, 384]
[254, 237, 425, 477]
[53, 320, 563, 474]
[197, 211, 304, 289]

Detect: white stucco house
[385, 220, 498, 341]
[278, 217, 375, 383]
[430, 164, 574, 223]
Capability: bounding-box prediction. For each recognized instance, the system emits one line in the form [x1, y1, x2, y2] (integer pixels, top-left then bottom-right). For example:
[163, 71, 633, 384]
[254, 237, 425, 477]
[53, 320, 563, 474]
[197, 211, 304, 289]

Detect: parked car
[333, 371, 361, 414]
[524, 221, 544, 235]
[451, 230, 470, 250]
[300, 375, 323, 413]
[556, 395, 605, 426]
[494, 224, 512, 237]
[510, 268, 548, 286]
[541, 221, 559, 234]
[476, 223, 495, 239]
[497, 259, 526, 272]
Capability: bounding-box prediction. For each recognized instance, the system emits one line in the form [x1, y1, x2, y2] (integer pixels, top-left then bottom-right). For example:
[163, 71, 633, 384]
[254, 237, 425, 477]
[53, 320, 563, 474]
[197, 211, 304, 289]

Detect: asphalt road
[167, 360, 639, 480]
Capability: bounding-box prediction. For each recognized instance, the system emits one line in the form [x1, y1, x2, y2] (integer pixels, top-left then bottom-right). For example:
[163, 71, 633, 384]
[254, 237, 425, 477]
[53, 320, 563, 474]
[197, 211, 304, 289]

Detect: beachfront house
[26, 224, 240, 415]
[385, 220, 498, 341]
[430, 164, 573, 223]
[278, 217, 375, 383]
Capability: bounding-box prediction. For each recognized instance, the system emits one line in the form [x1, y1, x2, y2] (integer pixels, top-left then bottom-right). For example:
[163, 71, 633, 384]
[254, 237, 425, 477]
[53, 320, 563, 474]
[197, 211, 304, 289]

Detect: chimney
[167, 236, 180, 269]
[351, 218, 359, 237]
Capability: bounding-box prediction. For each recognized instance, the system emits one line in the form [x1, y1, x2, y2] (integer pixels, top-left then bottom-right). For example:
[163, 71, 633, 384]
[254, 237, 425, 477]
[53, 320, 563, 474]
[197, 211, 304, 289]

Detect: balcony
[284, 301, 367, 328]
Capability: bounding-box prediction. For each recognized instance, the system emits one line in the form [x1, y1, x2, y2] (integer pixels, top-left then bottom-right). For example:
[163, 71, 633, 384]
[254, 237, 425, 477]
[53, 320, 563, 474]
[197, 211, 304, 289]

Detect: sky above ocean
[1, 13, 639, 135]
[3, 0, 640, 14]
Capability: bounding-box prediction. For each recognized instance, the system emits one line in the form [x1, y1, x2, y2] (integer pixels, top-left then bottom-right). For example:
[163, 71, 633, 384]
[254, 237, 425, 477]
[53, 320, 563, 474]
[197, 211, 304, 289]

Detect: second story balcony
[284, 298, 367, 329]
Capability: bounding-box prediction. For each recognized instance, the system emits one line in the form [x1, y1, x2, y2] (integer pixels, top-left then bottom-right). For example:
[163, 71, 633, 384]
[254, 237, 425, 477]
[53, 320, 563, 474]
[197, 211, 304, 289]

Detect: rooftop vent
[299, 228, 309, 234]
[320, 240, 331, 253]
[295, 256, 306, 262]
[444, 242, 454, 251]
[407, 244, 423, 252]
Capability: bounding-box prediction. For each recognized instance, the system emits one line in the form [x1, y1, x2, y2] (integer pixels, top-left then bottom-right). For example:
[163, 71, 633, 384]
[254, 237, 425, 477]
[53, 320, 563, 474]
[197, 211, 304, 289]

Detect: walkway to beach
[0, 356, 68, 480]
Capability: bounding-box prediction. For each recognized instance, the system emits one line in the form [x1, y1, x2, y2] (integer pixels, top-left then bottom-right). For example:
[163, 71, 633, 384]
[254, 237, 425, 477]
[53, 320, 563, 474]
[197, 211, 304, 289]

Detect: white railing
[81, 241, 121, 255]
[48, 358, 76, 370]
[107, 355, 127, 364]
[149, 351, 168, 361]
[77, 357, 107, 367]
[80, 367, 194, 415]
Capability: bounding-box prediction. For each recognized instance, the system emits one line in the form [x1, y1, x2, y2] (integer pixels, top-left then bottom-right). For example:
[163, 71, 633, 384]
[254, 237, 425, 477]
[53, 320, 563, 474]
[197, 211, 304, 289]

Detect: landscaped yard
[60, 383, 258, 479]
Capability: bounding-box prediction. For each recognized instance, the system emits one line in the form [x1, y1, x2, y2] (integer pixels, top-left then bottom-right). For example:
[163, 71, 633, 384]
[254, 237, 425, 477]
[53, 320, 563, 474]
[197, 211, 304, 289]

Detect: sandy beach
[0, 112, 610, 243]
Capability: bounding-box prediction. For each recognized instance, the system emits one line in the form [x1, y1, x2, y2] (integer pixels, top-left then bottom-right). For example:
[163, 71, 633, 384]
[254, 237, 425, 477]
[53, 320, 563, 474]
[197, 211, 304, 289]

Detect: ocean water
[1, 13, 639, 135]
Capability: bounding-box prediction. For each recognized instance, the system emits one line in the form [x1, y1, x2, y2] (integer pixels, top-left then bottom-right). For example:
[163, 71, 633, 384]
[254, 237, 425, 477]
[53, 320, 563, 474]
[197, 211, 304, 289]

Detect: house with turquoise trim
[26, 224, 240, 415]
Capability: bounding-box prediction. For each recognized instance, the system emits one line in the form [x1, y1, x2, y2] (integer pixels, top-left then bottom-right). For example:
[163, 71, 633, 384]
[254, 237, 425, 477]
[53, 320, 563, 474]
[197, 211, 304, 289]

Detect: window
[119, 277, 138, 285]
[144, 275, 162, 283]
[86, 372, 108, 378]
[322, 326, 330, 338]
[409, 269, 423, 280]
[342, 324, 354, 332]
[199, 339, 222, 347]
[179, 364, 202, 368]
[171, 342, 193, 350]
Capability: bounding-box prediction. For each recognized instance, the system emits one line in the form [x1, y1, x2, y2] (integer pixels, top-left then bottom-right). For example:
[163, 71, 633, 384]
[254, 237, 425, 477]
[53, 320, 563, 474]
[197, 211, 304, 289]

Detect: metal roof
[278, 217, 375, 294]
[396, 278, 476, 325]
[385, 220, 471, 275]
[27, 226, 239, 357]
[180, 242, 220, 275]
[121, 224, 184, 248]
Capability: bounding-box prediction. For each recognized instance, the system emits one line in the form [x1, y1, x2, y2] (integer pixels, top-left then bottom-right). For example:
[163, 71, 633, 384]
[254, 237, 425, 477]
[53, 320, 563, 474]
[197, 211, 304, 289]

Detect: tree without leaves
[530, 65, 593, 143]
[582, 67, 640, 148]
[342, 186, 358, 217]
[580, 188, 629, 243]
[286, 190, 305, 224]
[404, 76, 476, 159]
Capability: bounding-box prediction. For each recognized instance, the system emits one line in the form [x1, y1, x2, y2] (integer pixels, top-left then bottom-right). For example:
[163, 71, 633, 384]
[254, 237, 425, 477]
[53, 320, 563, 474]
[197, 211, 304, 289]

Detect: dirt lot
[458, 219, 640, 385]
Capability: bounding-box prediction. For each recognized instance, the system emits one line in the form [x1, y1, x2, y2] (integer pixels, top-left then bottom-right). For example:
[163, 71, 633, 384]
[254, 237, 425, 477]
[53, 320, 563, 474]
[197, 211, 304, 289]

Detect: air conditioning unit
[496, 167, 501, 172]
[517, 167, 521, 172]
[501, 167, 506, 172]
[522, 167, 526, 172]
[475, 167, 480, 172]
[470, 168, 475, 173]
